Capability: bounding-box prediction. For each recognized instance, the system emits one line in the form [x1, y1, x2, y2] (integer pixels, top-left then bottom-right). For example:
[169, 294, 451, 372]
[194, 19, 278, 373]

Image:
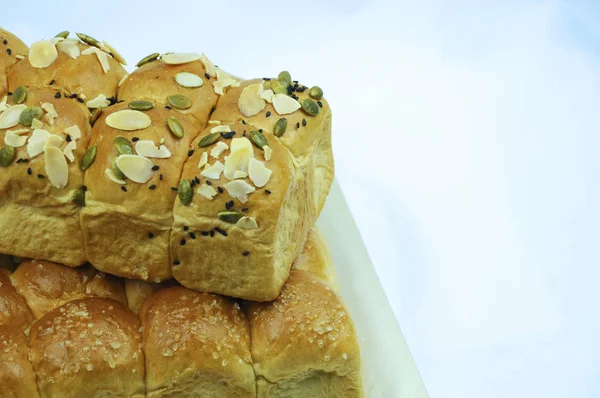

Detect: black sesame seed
[265, 189, 272, 195]
[27, 168, 32, 175]
[165, 105, 172, 110]
[6, 92, 12, 96]
[259, 129, 263, 133]
[190, 180, 196, 187]
[173, 259, 180, 265]
[121, 186, 127, 192]
[70, 93, 77, 99]
[302, 119, 307, 127]
[294, 83, 299, 88]
[242, 120, 246, 125]
[189, 232, 196, 239]
[132, 137, 139, 142]
[292, 94, 299, 101]
[241, 207, 248, 212]
[171, 187, 178, 191]
[77, 97, 84, 103]
[317, 101, 323, 108]
[215, 227, 227, 237]
[221, 131, 235, 139]
[206, 180, 212, 186]
[37, 174, 45, 179]
[180, 239, 186, 246]
[16, 158, 22, 164]
[183, 226, 189, 231]
[243, 251, 250, 256]
[217, 186, 224, 193]
[82, 185, 87, 192]
[210, 106, 216, 114]
[149, 184, 156, 190]
[152, 165, 160, 171]
[21, 159, 28, 163]
[242, 131, 246, 137]
[296, 122, 300, 129]
[6, 49, 11, 55]
[54, 92, 61, 99]
[265, 111, 271, 117]
[194, 176, 200, 184]
[66, 134, 72, 142]
[205, 73, 210, 79]
[201, 231, 209, 236]
[287, 86, 293, 94]
[159, 174, 163, 181]
[148, 232, 155, 239]
[49, 79, 55, 85]
[293, 80, 298, 83]
[210, 230, 215, 237]
[225, 201, 233, 210]
[188, 149, 194, 157]
[2, 39, 7, 45]
[263, 78, 271, 81]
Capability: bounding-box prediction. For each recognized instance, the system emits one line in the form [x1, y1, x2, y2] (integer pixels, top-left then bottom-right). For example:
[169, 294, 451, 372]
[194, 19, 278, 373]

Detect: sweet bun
[0, 325, 39, 398]
[0, 268, 33, 331]
[0, 28, 28, 97]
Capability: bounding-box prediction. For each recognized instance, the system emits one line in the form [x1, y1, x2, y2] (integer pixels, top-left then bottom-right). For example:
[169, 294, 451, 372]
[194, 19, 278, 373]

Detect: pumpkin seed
[278, 71, 291, 87]
[76, 32, 101, 48]
[114, 137, 133, 155]
[167, 94, 192, 110]
[301, 99, 319, 116]
[197, 132, 220, 148]
[274, 118, 287, 137]
[167, 116, 184, 138]
[19, 106, 43, 127]
[0, 146, 15, 167]
[178, 179, 193, 206]
[90, 106, 103, 126]
[128, 100, 153, 111]
[112, 162, 127, 180]
[81, 145, 97, 171]
[71, 189, 85, 207]
[250, 130, 268, 149]
[55, 31, 70, 39]
[136, 52, 160, 68]
[270, 79, 287, 95]
[217, 211, 243, 224]
[309, 86, 323, 100]
[13, 86, 27, 104]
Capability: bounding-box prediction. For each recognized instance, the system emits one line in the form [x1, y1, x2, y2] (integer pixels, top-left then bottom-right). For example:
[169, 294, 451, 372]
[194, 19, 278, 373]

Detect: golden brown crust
[140, 287, 255, 397]
[292, 227, 338, 287]
[10, 259, 126, 319]
[29, 298, 145, 398]
[0, 29, 28, 97]
[0, 268, 33, 330]
[247, 270, 363, 397]
[8, 41, 126, 101]
[0, 325, 40, 398]
[81, 102, 203, 281]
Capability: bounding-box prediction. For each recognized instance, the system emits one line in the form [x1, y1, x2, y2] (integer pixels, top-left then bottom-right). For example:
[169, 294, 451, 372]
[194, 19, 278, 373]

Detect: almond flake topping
[232, 170, 248, 179]
[248, 158, 272, 188]
[272, 93, 301, 115]
[114, 155, 155, 183]
[31, 118, 43, 129]
[0, 104, 27, 129]
[4, 130, 28, 147]
[27, 129, 51, 158]
[29, 40, 58, 68]
[223, 180, 255, 203]
[0, 96, 8, 112]
[118, 74, 129, 87]
[44, 147, 68, 189]
[102, 40, 127, 65]
[224, 137, 253, 180]
[135, 140, 171, 158]
[201, 161, 225, 180]
[263, 145, 272, 161]
[236, 216, 258, 230]
[238, 83, 265, 117]
[208, 120, 220, 125]
[86, 94, 110, 109]
[64, 125, 81, 140]
[174, 72, 203, 88]
[200, 53, 217, 77]
[162, 53, 201, 65]
[49, 37, 64, 45]
[41, 103, 58, 125]
[260, 89, 275, 104]
[105, 168, 126, 185]
[43, 134, 64, 150]
[213, 79, 238, 95]
[56, 39, 81, 59]
[197, 151, 208, 169]
[210, 141, 228, 159]
[106, 110, 152, 131]
[63, 141, 77, 162]
[197, 184, 217, 200]
[210, 125, 231, 134]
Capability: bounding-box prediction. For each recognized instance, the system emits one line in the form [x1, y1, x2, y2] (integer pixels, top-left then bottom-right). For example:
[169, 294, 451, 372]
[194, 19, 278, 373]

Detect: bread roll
[0, 325, 39, 398]
[29, 298, 145, 398]
[140, 287, 256, 397]
[0, 268, 33, 331]
[0, 29, 27, 97]
[247, 270, 363, 397]
[10, 259, 126, 319]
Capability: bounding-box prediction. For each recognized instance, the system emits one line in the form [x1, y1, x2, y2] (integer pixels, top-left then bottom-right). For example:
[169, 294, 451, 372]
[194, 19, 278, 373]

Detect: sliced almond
[63, 141, 77, 162]
[27, 129, 51, 158]
[232, 170, 248, 179]
[210, 125, 231, 134]
[102, 40, 127, 65]
[0, 96, 8, 112]
[118, 74, 129, 87]
[197, 151, 208, 169]
[213, 79, 238, 95]
[106, 110, 152, 131]
[104, 168, 126, 185]
[210, 141, 228, 159]
[248, 158, 272, 188]
[4, 130, 28, 147]
[95, 48, 110, 73]
[31, 118, 43, 129]
[200, 160, 225, 180]
[238, 83, 265, 117]
[208, 120, 220, 125]
[260, 89, 275, 104]
[0, 104, 27, 129]
[236, 216, 258, 230]
[135, 140, 171, 158]
[49, 37, 64, 46]
[7, 128, 29, 135]
[263, 145, 272, 161]
[41, 103, 58, 126]
[43, 134, 64, 150]
[64, 125, 81, 140]
[86, 94, 110, 109]
[200, 53, 217, 77]
[56, 39, 81, 59]
[174, 72, 203, 88]
[29, 40, 58, 68]
[197, 184, 217, 200]
[45, 147, 68, 189]
[81, 47, 96, 55]
[272, 93, 301, 115]
[114, 155, 155, 183]
[162, 52, 201, 65]
[224, 137, 254, 180]
[223, 180, 255, 203]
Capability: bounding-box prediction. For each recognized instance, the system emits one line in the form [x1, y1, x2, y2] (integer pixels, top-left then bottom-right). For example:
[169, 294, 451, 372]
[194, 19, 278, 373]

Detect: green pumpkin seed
[0, 146, 15, 167]
[19, 106, 43, 127]
[278, 71, 291, 87]
[309, 86, 323, 100]
[178, 179, 193, 206]
[270, 79, 287, 95]
[128, 100, 153, 111]
[71, 189, 85, 207]
[55, 31, 70, 39]
[114, 137, 133, 155]
[274, 118, 287, 137]
[136, 52, 160, 68]
[13, 86, 27, 104]
[90, 107, 103, 126]
[167, 94, 192, 110]
[197, 132, 220, 148]
[217, 211, 243, 224]
[81, 145, 97, 171]
[250, 130, 268, 149]
[301, 99, 319, 116]
[112, 162, 127, 180]
[167, 116, 184, 138]
[76, 32, 101, 48]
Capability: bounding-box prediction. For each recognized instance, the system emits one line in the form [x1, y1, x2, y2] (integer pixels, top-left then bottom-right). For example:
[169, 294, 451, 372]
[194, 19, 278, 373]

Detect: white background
[4, 0, 599, 396]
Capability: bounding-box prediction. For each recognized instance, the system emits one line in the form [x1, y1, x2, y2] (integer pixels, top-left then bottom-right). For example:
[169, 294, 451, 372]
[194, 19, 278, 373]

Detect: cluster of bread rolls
[0, 28, 361, 397]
